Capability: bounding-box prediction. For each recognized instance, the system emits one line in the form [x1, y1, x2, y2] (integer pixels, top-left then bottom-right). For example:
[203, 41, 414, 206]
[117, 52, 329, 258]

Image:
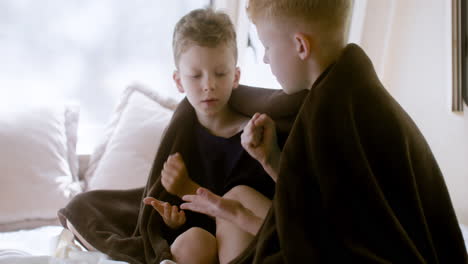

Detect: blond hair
[247, 0, 353, 46]
[172, 8, 237, 68]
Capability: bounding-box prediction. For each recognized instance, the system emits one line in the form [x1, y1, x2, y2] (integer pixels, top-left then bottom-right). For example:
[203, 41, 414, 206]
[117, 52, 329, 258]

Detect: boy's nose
[203, 85, 215, 92]
[203, 76, 215, 91]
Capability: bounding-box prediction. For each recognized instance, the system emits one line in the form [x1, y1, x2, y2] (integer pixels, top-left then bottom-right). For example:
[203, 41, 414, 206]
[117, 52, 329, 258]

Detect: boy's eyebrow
[213, 63, 233, 70]
[179, 65, 201, 72]
[214, 67, 230, 72]
[182, 64, 232, 72]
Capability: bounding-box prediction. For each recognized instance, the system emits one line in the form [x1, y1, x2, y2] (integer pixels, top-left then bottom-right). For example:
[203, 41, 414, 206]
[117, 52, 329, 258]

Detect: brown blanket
[58, 85, 306, 264]
[231, 44, 468, 263]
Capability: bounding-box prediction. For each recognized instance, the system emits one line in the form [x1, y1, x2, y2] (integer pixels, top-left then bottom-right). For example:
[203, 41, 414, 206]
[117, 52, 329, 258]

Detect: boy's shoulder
[231, 114, 250, 136]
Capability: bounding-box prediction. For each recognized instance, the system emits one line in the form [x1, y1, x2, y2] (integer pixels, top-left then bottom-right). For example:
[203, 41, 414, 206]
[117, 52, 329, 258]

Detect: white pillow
[84, 83, 178, 190]
[0, 104, 80, 231]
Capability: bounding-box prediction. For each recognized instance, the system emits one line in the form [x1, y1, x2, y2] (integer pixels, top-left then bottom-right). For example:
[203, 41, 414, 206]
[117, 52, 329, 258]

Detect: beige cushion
[84, 83, 178, 191]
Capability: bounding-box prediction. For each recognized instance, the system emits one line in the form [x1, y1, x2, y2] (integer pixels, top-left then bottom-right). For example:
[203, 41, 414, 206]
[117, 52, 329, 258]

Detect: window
[240, 23, 282, 90]
[0, 0, 365, 152]
[0, 1, 210, 153]
[463, 0, 468, 106]
[453, 0, 468, 111]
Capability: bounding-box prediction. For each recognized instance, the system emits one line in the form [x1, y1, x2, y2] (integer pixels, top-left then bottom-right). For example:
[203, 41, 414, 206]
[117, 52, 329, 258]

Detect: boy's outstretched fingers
[143, 196, 157, 205]
[181, 187, 245, 222]
[143, 197, 186, 229]
[180, 187, 220, 218]
[143, 197, 165, 216]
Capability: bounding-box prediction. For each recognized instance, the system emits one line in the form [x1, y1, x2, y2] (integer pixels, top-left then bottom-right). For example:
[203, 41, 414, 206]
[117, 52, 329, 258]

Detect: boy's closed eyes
[185, 71, 229, 79]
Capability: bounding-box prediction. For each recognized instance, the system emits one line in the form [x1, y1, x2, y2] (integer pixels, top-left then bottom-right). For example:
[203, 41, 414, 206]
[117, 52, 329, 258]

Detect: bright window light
[0, 0, 209, 153]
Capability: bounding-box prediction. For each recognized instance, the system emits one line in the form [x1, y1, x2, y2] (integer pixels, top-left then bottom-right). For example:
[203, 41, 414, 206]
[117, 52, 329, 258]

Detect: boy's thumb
[173, 152, 183, 161]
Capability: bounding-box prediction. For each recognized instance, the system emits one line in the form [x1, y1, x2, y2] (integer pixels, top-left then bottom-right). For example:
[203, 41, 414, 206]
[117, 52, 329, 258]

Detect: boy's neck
[195, 106, 247, 138]
[309, 44, 345, 89]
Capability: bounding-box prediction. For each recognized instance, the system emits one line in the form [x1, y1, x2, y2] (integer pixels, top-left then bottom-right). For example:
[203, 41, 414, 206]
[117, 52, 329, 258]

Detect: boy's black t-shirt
[179, 119, 276, 237]
[193, 120, 275, 199]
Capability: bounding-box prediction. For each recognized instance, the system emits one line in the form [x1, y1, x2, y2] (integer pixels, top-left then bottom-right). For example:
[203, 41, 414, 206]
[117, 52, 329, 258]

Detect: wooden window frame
[453, 0, 467, 111]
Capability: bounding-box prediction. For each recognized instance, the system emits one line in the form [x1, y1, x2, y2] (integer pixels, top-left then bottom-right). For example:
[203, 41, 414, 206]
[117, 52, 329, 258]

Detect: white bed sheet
[0, 225, 63, 256]
[0, 225, 128, 264]
[0, 224, 466, 263]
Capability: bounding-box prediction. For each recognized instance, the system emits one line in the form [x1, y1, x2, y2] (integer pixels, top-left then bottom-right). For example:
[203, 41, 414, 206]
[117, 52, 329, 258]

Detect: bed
[0, 84, 177, 263]
[1, 217, 467, 264]
[0, 225, 129, 263]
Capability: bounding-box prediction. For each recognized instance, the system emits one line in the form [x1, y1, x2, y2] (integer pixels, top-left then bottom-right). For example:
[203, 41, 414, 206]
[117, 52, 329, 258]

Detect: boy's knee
[171, 227, 217, 264]
[172, 227, 216, 248]
[223, 185, 254, 200]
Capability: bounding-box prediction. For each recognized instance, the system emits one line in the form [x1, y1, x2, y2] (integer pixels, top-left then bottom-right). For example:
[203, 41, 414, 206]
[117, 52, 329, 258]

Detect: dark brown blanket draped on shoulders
[231, 44, 467, 263]
[58, 85, 305, 264]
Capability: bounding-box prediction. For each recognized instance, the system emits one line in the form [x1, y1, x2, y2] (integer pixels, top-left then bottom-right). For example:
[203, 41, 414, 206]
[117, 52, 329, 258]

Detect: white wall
[359, 0, 468, 225]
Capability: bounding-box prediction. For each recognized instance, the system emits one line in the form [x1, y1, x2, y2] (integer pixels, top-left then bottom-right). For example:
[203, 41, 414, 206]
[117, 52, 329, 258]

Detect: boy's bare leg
[171, 227, 218, 264]
[216, 185, 271, 264]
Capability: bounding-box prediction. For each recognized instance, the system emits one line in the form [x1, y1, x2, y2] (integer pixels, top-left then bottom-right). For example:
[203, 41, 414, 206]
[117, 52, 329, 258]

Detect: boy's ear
[232, 67, 241, 89]
[173, 71, 185, 93]
[294, 33, 312, 60]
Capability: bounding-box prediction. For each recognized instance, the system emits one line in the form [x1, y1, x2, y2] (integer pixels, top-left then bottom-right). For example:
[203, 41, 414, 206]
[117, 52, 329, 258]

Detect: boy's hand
[241, 113, 281, 181]
[143, 197, 186, 230]
[180, 187, 241, 221]
[161, 153, 199, 198]
[181, 187, 263, 235]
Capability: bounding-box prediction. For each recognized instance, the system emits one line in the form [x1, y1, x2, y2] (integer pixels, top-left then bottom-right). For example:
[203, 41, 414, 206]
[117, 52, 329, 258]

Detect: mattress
[0, 225, 128, 263]
[0, 225, 63, 256]
[0, 224, 467, 263]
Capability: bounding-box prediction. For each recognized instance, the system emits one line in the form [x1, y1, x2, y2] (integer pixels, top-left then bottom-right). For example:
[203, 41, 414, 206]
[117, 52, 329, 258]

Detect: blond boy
[144, 8, 276, 264]
[183, 0, 468, 263]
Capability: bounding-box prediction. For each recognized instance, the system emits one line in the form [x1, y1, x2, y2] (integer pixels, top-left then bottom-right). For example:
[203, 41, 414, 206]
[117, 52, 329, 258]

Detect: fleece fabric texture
[58, 84, 306, 264]
[230, 44, 467, 263]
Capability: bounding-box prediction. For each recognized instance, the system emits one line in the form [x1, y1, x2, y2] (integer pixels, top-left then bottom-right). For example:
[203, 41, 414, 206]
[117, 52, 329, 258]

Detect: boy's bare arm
[262, 148, 280, 182]
[181, 187, 264, 235]
[241, 113, 281, 181]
